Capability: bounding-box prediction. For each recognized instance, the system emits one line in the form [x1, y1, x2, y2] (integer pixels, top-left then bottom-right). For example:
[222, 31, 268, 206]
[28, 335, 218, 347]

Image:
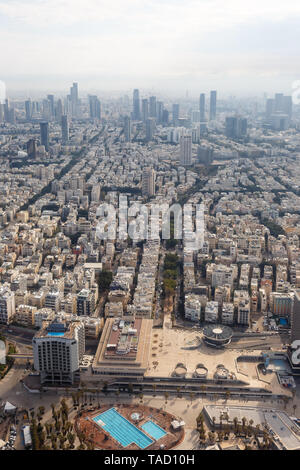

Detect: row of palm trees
[29, 399, 79, 450]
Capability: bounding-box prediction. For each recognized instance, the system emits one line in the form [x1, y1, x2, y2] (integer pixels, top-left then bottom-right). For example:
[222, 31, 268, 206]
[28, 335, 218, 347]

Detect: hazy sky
[1, 0, 300, 96]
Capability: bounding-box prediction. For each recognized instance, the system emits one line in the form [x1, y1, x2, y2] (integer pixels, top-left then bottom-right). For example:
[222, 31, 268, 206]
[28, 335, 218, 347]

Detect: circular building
[203, 324, 233, 348]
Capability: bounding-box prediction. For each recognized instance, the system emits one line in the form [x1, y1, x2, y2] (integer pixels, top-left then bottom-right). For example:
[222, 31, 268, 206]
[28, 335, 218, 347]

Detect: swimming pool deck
[93, 408, 154, 449]
[76, 404, 184, 450]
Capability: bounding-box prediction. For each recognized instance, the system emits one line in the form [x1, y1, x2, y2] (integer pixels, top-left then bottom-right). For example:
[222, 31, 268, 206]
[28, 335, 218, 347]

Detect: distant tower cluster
[225, 116, 248, 138]
[265, 93, 293, 130]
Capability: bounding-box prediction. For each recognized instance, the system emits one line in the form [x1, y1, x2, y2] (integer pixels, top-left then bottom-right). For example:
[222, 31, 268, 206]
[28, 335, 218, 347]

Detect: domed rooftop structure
[203, 324, 233, 348]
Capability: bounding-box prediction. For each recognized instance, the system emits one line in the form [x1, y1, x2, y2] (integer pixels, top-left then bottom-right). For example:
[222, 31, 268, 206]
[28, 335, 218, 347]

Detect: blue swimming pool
[141, 420, 167, 440]
[93, 408, 153, 449]
[47, 332, 64, 337]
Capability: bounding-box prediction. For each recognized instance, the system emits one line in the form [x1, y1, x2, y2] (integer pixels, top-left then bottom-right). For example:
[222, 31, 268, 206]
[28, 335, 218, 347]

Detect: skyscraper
[40, 121, 49, 151]
[27, 139, 37, 159]
[3, 99, 9, 122]
[61, 115, 69, 144]
[25, 100, 32, 121]
[156, 101, 164, 124]
[146, 118, 156, 142]
[225, 116, 248, 138]
[275, 93, 284, 112]
[149, 96, 157, 118]
[124, 115, 131, 142]
[47, 94, 55, 117]
[55, 99, 63, 122]
[266, 99, 275, 119]
[142, 167, 156, 196]
[197, 145, 214, 165]
[70, 82, 79, 117]
[133, 89, 140, 120]
[162, 109, 169, 125]
[89, 95, 101, 119]
[172, 104, 180, 126]
[199, 93, 205, 122]
[209, 90, 217, 121]
[142, 99, 149, 122]
[180, 134, 192, 166]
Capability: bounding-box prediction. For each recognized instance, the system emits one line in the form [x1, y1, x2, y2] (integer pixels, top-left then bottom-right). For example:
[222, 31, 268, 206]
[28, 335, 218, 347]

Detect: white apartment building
[0, 285, 15, 324]
[221, 303, 234, 325]
[205, 301, 219, 323]
[185, 294, 202, 322]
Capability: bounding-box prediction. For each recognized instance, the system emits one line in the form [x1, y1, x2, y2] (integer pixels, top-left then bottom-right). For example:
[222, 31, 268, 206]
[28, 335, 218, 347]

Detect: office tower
[275, 93, 284, 112]
[239, 118, 248, 136]
[149, 96, 157, 118]
[146, 117, 156, 142]
[283, 96, 293, 119]
[156, 101, 163, 124]
[25, 100, 32, 121]
[70, 82, 79, 117]
[142, 167, 156, 196]
[199, 93, 206, 122]
[89, 95, 101, 119]
[55, 99, 63, 122]
[0, 285, 15, 325]
[8, 108, 16, 125]
[133, 89, 140, 120]
[0, 103, 3, 123]
[142, 99, 149, 122]
[162, 109, 169, 124]
[124, 115, 131, 142]
[47, 94, 55, 117]
[3, 99, 9, 122]
[266, 99, 275, 118]
[42, 99, 51, 120]
[172, 103, 180, 126]
[27, 139, 37, 159]
[180, 134, 192, 165]
[77, 289, 95, 316]
[197, 145, 214, 165]
[225, 116, 238, 138]
[32, 318, 85, 385]
[71, 82, 78, 102]
[40, 121, 49, 151]
[61, 115, 69, 144]
[192, 110, 200, 123]
[209, 90, 217, 121]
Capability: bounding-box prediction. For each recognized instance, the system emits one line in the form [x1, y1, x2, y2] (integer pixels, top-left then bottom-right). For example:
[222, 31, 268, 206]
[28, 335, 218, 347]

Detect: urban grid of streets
[1, 88, 300, 451]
